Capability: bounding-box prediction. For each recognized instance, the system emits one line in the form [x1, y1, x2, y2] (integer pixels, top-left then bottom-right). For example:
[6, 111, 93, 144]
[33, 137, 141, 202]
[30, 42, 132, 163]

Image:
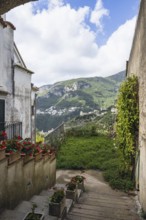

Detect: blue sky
[8, 0, 139, 86]
[32, 0, 139, 45]
[64, 0, 139, 44]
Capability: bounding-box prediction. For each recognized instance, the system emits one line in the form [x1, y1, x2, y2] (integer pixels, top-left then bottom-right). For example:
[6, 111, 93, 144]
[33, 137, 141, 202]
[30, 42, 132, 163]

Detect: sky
[7, 0, 139, 86]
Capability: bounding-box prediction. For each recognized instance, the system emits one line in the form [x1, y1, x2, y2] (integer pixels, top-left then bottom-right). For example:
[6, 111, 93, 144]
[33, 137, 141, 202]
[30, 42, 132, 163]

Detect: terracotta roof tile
[0, 17, 16, 30]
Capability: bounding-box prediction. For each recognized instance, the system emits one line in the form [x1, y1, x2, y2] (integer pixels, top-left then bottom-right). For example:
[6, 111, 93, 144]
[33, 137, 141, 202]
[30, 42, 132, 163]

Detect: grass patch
[57, 134, 134, 191]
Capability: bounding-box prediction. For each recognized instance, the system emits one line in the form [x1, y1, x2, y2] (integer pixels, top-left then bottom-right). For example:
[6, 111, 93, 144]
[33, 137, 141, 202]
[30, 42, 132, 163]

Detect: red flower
[17, 136, 22, 140]
[1, 131, 7, 137]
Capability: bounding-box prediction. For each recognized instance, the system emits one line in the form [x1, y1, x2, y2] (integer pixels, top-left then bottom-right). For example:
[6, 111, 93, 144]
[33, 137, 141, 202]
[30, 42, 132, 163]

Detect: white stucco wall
[0, 22, 14, 122]
[0, 19, 36, 140]
[14, 66, 32, 138]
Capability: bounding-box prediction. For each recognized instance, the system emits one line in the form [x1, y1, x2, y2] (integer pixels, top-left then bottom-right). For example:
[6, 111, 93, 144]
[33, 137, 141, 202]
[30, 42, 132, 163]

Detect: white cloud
[90, 0, 109, 31]
[95, 16, 137, 76]
[7, 1, 136, 86]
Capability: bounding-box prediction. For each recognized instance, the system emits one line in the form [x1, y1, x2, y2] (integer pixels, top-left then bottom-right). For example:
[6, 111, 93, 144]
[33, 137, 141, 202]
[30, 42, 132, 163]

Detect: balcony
[0, 121, 22, 140]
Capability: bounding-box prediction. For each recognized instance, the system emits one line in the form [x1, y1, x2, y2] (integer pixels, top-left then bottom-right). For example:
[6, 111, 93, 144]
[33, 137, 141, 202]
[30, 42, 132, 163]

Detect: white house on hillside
[0, 15, 37, 140]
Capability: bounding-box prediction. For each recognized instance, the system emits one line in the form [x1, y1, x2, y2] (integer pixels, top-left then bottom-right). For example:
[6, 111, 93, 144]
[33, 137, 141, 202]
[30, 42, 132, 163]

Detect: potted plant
[49, 147, 56, 161]
[40, 143, 51, 161]
[33, 144, 42, 161]
[49, 189, 66, 218]
[66, 181, 77, 201]
[41, 143, 50, 155]
[0, 131, 7, 141]
[23, 203, 44, 220]
[5, 139, 21, 164]
[21, 140, 34, 163]
[71, 175, 85, 191]
[0, 140, 6, 160]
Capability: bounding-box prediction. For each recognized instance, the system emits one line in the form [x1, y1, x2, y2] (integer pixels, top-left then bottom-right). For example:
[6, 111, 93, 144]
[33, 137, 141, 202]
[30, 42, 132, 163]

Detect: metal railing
[0, 121, 22, 140]
[45, 123, 65, 148]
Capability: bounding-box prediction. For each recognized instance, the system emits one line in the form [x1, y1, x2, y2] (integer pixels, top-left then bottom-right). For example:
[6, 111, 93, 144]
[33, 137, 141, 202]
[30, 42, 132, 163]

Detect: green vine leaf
[116, 75, 139, 178]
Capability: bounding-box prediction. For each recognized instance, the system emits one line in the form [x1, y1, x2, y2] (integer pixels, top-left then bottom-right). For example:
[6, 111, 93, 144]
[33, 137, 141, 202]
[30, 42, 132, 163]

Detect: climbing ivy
[116, 75, 139, 180]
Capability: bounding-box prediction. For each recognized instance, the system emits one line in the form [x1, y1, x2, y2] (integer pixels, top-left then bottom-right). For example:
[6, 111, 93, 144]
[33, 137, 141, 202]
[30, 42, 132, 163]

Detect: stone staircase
[0, 170, 141, 220]
[66, 191, 140, 220]
[0, 185, 82, 220]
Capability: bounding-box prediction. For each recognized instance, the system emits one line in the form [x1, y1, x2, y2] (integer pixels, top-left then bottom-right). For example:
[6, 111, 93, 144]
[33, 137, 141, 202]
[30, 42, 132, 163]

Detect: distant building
[0, 16, 38, 140]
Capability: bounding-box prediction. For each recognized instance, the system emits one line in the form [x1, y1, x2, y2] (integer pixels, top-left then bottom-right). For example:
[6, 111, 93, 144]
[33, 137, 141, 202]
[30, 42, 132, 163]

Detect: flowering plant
[66, 181, 77, 191]
[41, 143, 51, 154]
[0, 131, 7, 140]
[21, 140, 34, 155]
[0, 141, 6, 150]
[5, 139, 22, 153]
[50, 189, 65, 203]
[71, 175, 85, 183]
[33, 143, 42, 155]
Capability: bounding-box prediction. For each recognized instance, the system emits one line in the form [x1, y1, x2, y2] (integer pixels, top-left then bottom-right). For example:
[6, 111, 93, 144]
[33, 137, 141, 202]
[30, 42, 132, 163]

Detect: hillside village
[36, 72, 124, 131]
[0, 0, 146, 219]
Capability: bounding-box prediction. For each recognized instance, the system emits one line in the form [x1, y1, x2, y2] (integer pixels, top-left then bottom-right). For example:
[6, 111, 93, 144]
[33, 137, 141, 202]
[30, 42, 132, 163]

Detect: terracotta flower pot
[0, 147, 6, 160]
[49, 152, 55, 161]
[34, 152, 42, 161]
[22, 154, 34, 164]
[6, 151, 20, 164]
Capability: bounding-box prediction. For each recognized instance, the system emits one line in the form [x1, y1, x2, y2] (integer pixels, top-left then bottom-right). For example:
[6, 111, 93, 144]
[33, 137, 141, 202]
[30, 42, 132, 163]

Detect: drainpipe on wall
[126, 60, 129, 77]
[11, 59, 15, 122]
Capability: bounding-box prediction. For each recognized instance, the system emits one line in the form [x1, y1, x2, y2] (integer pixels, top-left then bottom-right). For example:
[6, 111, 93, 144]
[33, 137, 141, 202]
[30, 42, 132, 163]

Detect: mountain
[106, 71, 125, 83]
[36, 71, 125, 131]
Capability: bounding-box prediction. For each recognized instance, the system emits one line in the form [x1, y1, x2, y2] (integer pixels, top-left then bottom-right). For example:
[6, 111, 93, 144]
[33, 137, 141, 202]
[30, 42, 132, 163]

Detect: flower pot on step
[66, 181, 77, 201]
[71, 175, 85, 192]
[23, 212, 44, 220]
[66, 189, 77, 201]
[49, 196, 66, 218]
[77, 181, 85, 192]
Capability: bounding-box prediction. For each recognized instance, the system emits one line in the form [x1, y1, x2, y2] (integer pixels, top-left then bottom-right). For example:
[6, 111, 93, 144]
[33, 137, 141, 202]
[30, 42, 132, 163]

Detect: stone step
[0, 197, 73, 220]
[40, 190, 54, 197]
[0, 210, 26, 220]
[44, 215, 58, 220]
[81, 192, 134, 205]
[66, 199, 73, 213]
[15, 201, 32, 214]
[30, 195, 49, 215]
[73, 203, 132, 214]
[70, 205, 139, 219]
[78, 196, 134, 209]
[67, 210, 140, 220]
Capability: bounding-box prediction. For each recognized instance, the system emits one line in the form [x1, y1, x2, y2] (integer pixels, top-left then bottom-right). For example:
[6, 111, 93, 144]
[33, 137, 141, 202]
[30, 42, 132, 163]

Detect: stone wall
[0, 153, 56, 209]
[127, 0, 146, 211]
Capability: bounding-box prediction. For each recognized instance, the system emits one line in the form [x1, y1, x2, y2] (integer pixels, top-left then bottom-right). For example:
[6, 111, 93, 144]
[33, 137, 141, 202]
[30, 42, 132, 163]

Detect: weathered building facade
[127, 0, 146, 211]
[0, 15, 37, 140]
[0, 16, 57, 211]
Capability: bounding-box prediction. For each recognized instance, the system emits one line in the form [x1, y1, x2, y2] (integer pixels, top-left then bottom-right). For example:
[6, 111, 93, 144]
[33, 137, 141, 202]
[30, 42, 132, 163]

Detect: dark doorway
[0, 99, 5, 131]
